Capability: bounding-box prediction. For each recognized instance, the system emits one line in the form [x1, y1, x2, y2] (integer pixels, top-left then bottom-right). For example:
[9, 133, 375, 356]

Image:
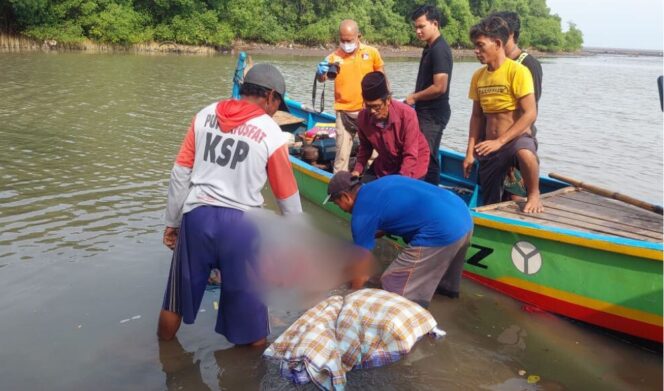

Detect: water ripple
[1, 53, 661, 266]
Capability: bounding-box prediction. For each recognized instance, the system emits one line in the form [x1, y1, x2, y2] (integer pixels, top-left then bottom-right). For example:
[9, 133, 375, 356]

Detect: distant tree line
[0, 0, 583, 51]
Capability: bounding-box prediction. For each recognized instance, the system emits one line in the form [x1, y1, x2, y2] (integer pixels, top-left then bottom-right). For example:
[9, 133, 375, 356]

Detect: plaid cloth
[263, 289, 439, 390]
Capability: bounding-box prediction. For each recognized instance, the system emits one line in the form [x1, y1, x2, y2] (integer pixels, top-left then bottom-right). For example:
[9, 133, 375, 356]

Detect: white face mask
[340, 41, 357, 54]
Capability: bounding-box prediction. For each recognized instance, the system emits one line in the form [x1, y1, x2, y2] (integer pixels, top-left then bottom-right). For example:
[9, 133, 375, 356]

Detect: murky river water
[0, 52, 661, 390]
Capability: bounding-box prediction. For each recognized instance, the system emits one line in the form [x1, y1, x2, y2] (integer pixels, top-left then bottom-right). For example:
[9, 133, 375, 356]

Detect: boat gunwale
[234, 54, 663, 261]
[290, 151, 663, 260]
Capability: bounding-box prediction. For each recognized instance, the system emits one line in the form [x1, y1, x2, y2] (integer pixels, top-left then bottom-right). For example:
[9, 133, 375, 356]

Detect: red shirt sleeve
[267, 145, 298, 200]
[398, 107, 424, 177]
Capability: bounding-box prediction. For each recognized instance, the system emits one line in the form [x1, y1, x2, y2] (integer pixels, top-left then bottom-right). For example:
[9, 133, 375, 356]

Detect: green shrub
[24, 21, 85, 42]
[7, 0, 583, 52]
[525, 15, 564, 51]
[295, 20, 334, 45]
[367, 4, 410, 45]
[152, 22, 175, 42]
[225, 0, 287, 43]
[87, 3, 151, 45]
[563, 22, 583, 51]
[167, 11, 233, 46]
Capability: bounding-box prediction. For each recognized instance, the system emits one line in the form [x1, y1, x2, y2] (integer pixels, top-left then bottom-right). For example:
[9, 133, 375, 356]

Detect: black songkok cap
[361, 71, 389, 101]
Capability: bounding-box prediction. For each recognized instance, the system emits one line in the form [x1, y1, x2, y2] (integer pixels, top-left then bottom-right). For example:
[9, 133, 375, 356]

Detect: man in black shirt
[406, 5, 453, 185]
[493, 11, 543, 137]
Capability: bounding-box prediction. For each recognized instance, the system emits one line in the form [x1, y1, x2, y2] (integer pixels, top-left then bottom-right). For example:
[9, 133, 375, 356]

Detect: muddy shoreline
[234, 41, 575, 59]
[4, 33, 656, 58]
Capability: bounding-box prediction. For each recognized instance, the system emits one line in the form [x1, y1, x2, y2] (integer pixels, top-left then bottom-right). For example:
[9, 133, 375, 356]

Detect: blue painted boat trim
[472, 211, 663, 251]
[290, 154, 333, 178]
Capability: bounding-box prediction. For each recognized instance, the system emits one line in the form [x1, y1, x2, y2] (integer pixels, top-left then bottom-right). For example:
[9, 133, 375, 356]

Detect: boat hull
[287, 124, 663, 343]
[466, 218, 662, 342]
[232, 53, 663, 342]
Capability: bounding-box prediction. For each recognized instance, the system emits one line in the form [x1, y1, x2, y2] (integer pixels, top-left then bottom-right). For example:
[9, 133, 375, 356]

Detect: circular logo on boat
[511, 241, 542, 275]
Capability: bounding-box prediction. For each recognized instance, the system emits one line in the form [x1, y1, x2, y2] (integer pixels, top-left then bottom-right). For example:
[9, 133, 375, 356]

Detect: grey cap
[243, 63, 289, 112]
[323, 171, 360, 204]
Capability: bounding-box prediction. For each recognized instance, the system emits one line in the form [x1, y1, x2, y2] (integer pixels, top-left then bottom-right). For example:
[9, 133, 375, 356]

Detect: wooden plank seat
[273, 110, 305, 127]
[475, 187, 663, 243]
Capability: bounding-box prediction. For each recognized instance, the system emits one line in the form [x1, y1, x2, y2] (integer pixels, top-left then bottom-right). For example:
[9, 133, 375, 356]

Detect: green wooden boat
[233, 53, 663, 342]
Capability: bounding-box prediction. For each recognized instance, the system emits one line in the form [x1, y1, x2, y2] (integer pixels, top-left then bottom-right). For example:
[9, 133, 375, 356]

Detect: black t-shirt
[415, 35, 453, 113]
[520, 53, 542, 104]
[519, 53, 543, 136]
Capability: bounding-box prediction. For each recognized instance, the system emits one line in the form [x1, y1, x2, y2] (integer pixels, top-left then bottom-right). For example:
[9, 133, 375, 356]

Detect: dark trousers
[416, 108, 449, 185]
[478, 134, 538, 205]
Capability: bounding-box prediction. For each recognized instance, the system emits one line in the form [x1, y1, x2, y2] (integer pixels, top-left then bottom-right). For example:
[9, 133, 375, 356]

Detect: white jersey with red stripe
[165, 100, 302, 227]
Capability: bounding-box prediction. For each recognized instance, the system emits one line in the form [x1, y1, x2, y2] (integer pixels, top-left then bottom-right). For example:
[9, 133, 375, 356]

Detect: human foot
[522, 193, 544, 213]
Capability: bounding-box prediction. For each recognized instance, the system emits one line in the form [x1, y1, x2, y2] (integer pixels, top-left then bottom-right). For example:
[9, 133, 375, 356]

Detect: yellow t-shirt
[468, 58, 534, 113]
[326, 43, 384, 112]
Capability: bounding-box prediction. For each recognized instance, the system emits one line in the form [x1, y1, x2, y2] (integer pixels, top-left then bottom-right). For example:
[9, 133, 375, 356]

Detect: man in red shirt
[351, 72, 430, 182]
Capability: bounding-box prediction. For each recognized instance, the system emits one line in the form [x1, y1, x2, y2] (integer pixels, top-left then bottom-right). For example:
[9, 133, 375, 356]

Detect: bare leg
[516, 149, 544, 213]
[158, 310, 182, 341]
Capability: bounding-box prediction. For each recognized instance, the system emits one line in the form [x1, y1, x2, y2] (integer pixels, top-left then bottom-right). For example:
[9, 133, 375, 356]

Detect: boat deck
[274, 110, 305, 126]
[475, 187, 663, 243]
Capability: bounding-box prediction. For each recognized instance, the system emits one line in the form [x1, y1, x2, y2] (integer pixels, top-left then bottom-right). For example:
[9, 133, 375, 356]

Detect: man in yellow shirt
[463, 16, 543, 213]
[316, 19, 385, 173]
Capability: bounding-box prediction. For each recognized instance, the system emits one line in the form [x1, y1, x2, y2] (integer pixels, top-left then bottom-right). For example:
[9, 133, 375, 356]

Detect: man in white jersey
[158, 64, 302, 346]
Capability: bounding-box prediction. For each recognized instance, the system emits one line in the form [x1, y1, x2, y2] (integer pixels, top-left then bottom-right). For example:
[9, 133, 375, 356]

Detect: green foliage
[527, 0, 549, 17]
[469, 0, 492, 17]
[3, 0, 583, 52]
[523, 15, 563, 51]
[168, 10, 232, 46]
[9, 0, 51, 26]
[24, 21, 85, 42]
[225, 0, 286, 43]
[366, 0, 410, 45]
[87, 3, 151, 44]
[441, 0, 476, 48]
[563, 22, 583, 51]
[295, 20, 335, 46]
[490, 0, 530, 15]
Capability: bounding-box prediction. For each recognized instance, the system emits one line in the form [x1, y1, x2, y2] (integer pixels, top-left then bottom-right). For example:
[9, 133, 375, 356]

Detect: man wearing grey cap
[158, 63, 302, 346]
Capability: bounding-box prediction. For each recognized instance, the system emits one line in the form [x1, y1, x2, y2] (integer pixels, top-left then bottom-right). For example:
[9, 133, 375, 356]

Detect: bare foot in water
[523, 193, 544, 213]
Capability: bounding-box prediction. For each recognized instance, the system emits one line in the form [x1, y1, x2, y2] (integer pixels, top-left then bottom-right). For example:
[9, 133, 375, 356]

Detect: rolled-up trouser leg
[478, 134, 538, 205]
[333, 110, 359, 173]
[437, 230, 473, 296]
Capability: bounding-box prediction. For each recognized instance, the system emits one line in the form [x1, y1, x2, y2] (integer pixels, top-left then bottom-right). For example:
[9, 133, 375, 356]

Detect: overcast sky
[546, 0, 663, 50]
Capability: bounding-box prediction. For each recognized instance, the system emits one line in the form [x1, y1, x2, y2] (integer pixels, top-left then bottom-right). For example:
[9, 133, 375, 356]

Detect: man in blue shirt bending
[325, 171, 473, 307]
